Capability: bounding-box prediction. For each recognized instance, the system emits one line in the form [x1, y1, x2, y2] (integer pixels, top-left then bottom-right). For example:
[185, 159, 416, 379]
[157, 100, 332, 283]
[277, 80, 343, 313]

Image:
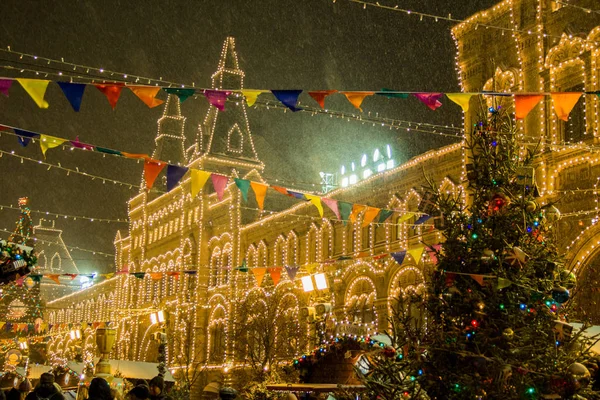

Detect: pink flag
[211, 174, 229, 201]
[322, 198, 341, 220]
[204, 90, 231, 111]
[0, 79, 12, 96]
[413, 93, 443, 110]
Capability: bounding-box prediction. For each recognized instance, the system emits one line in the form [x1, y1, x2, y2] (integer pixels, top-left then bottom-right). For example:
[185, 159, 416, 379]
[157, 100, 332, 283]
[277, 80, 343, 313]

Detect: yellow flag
[17, 79, 50, 108]
[242, 90, 263, 107]
[408, 246, 424, 264]
[305, 194, 324, 217]
[397, 212, 414, 223]
[40, 135, 67, 158]
[305, 263, 318, 274]
[190, 169, 211, 198]
[446, 93, 474, 112]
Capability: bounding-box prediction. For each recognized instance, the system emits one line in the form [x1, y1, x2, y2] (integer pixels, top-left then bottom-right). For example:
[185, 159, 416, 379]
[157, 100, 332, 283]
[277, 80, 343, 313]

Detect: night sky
[0, 0, 498, 273]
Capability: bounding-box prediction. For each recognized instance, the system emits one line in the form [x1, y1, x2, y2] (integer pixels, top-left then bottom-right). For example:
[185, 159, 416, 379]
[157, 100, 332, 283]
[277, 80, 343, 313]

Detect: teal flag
[377, 88, 409, 99]
[234, 178, 251, 202]
[378, 209, 394, 223]
[163, 88, 196, 102]
[339, 202, 353, 225]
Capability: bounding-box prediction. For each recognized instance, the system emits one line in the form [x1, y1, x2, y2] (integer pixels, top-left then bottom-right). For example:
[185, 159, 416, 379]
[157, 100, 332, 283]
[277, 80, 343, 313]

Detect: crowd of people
[0, 374, 170, 400]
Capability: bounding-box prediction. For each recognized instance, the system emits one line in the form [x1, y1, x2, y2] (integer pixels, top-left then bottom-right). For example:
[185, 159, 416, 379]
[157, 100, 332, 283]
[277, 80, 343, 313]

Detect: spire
[152, 94, 186, 164]
[190, 37, 263, 174]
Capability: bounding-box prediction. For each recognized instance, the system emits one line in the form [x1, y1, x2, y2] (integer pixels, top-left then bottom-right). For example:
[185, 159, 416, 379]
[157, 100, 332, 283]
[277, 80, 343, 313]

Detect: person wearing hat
[25, 374, 64, 400]
[126, 386, 149, 400]
[148, 377, 169, 400]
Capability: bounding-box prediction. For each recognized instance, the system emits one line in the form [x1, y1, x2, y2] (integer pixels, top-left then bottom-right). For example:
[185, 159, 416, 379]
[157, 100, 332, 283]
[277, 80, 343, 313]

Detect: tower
[152, 94, 187, 165]
[189, 37, 263, 176]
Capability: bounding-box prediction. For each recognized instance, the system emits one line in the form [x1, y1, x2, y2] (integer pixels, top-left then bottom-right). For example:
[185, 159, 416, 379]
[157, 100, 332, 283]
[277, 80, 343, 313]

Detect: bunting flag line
[204, 90, 231, 111]
[515, 94, 544, 120]
[408, 246, 424, 263]
[391, 250, 407, 266]
[95, 84, 123, 109]
[57, 82, 86, 112]
[446, 93, 473, 112]
[268, 267, 282, 286]
[47, 274, 61, 285]
[378, 209, 394, 223]
[414, 214, 431, 225]
[40, 135, 67, 158]
[322, 198, 341, 220]
[14, 129, 40, 147]
[241, 90, 263, 107]
[0, 79, 12, 96]
[308, 90, 337, 108]
[285, 265, 300, 281]
[234, 178, 251, 202]
[342, 91, 373, 112]
[272, 185, 291, 197]
[144, 160, 167, 190]
[362, 207, 380, 227]
[166, 165, 189, 192]
[426, 244, 442, 265]
[130, 86, 164, 108]
[16, 78, 50, 108]
[250, 182, 268, 210]
[551, 92, 582, 121]
[190, 169, 211, 198]
[252, 267, 267, 286]
[377, 88, 409, 99]
[211, 174, 229, 201]
[163, 88, 196, 102]
[271, 90, 302, 112]
[305, 194, 324, 217]
[413, 93, 443, 110]
[349, 204, 366, 224]
[339, 202, 353, 225]
[470, 274, 485, 286]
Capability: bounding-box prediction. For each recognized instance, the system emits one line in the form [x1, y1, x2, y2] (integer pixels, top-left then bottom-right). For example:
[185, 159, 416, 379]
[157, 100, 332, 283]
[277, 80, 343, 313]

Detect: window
[209, 321, 226, 362]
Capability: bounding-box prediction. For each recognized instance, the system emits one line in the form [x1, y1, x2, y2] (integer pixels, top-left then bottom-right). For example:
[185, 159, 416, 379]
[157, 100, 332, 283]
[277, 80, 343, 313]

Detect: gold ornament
[567, 362, 591, 390]
[502, 328, 514, 340]
[525, 201, 538, 213]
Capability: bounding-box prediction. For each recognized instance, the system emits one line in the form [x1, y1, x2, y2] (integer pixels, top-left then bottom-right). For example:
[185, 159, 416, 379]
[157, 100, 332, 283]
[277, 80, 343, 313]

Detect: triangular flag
[47, 274, 61, 285]
[288, 191, 307, 200]
[551, 92, 582, 121]
[408, 247, 424, 263]
[0, 79, 12, 96]
[15, 277, 24, 286]
[391, 251, 406, 265]
[14, 128, 40, 147]
[362, 207, 380, 227]
[103, 273, 114, 279]
[40, 135, 67, 158]
[497, 277, 513, 290]
[350, 204, 366, 224]
[16, 79, 50, 108]
[250, 182, 268, 210]
[96, 146, 122, 156]
[71, 137, 94, 151]
[57, 82, 86, 112]
[184, 270, 197, 275]
[397, 212, 415, 223]
[272, 185, 293, 197]
[377, 88, 409, 99]
[268, 267, 282, 286]
[515, 95, 544, 119]
[167, 165, 189, 192]
[211, 174, 229, 201]
[241, 90, 263, 107]
[132, 272, 146, 279]
[446, 93, 474, 112]
[252, 267, 267, 286]
[95, 84, 124, 109]
[304, 194, 324, 217]
[29, 274, 43, 283]
[308, 90, 337, 108]
[378, 209, 394, 223]
[167, 271, 181, 278]
[271, 90, 302, 111]
[414, 215, 431, 225]
[190, 169, 211, 198]
[285, 265, 300, 281]
[339, 202, 353, 225]
[203, 90, 231, 111]
[234, 178, 251, 202]
[235, 260, 249, 273]
[144, 160, 166, 190]
[150, 272, 162, 281]
[413, 93, 443, 110]
[341, 91, 373, 112]
[122, 152, 149, 160]
[470, 274, 485, 286]
[322, 198, 341, 220]
[130, 86, 164, 108]
[63, 273, 77, 280]
[163, 88, 196, 102]
[426, 245, 442, 265]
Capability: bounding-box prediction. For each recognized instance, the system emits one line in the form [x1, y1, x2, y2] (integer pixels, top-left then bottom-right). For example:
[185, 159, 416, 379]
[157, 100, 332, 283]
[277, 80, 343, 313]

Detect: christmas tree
[8, 197, 34, 247]
[359, 108, 598, 399]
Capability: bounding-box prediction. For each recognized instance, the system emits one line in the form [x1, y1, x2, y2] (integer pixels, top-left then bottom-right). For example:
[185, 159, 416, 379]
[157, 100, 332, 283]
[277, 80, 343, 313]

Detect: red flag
[95, 84, 124, 109]
[268, 267, 282, 286]
[144, 159, 166, 190]
[308, 90, 337, 108]
[470, 274, 485, 286]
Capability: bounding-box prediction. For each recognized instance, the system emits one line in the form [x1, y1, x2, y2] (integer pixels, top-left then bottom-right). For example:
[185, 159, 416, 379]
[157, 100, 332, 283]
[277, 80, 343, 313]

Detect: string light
[0, 203, 127, 224]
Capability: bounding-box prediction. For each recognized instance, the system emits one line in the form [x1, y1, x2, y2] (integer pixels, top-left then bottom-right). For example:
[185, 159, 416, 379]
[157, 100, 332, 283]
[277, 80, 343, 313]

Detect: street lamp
[302, 273, 329, 292]
[150, 310, 165, 325]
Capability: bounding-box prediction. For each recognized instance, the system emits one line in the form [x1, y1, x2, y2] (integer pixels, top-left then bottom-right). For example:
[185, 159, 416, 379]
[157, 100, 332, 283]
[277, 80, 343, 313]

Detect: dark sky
[0, 0, 498, 273]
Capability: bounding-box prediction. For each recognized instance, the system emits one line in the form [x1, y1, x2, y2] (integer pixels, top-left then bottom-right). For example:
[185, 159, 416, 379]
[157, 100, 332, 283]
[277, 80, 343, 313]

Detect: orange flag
[47, 274, 61, 285]
[362, 207, 380, 227]
[272, 185, 293, 197]
[515, 94, 544, 119]
[150, 272, 162, 281]
[470, 274, 485, 286]
[144, 160, 166, 190]
[252, 267, 267, 286]
[350, 204, 366, 224]
[551, 92, 582, 121]
[341, 92, 373, 112]
[268, 267, 282, 286]
[308, 90, 337, 108]
[122, 152, 149, 160]
[250, 182, 268, 210]
[129, 86, 165, 108]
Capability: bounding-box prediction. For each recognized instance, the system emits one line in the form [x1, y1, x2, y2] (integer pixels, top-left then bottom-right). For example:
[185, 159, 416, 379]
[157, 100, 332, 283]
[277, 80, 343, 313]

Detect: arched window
[275, 294, 301, 359]
[306, 226, 318, 263]
[209, 247, 221, 287]
[208, 307, 227, 363]
[221, 244, 233, 286]
[346, 277, 377, 326]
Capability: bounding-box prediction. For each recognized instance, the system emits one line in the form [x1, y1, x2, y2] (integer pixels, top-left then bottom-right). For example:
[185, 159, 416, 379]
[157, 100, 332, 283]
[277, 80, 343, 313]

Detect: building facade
[45, 3, 600, 380]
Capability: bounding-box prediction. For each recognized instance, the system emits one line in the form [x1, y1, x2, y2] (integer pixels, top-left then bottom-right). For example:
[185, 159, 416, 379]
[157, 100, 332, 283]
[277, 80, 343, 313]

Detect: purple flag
[288, 191, 307, 200]
[70, 137, 94, 151]
[203, 90, 231, 111]
[0, 79, 12, 96]
[271, 90, 302, 112]
[285, 265, 300, 281]
[167, 164, 189, 191]
[391, 250, 407, 266]
[413, 93, 443, 110]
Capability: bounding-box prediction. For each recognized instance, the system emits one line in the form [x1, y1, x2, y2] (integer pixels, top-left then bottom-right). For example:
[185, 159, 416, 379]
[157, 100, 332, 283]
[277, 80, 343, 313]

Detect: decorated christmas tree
[359, 108, 598, 399]
[8, 197, 34, 247]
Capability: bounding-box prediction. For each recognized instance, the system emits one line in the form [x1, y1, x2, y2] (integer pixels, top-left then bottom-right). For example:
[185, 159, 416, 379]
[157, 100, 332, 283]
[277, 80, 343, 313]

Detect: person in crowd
[87, 378, 111, 400]
[24, 374, 64, 400]
[8, 379, 33, 400]
[148, 377, 169, 400]
[125, 386, 149, 400]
